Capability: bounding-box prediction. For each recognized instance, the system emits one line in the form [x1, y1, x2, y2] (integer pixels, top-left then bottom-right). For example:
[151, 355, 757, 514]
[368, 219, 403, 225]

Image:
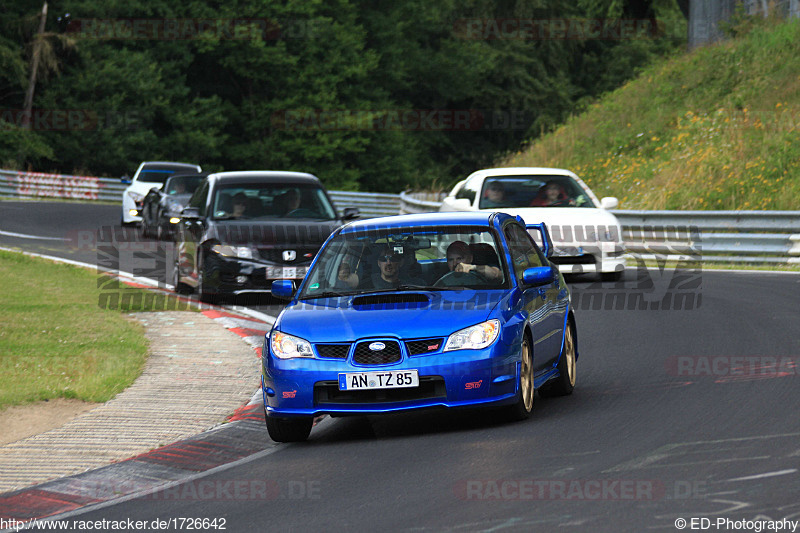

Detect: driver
[365, 245, 425, 289]
[443, 241, 501, 280]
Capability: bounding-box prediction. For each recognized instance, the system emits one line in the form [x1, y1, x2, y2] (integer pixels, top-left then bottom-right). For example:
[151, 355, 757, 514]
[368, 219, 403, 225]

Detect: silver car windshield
[299, 225, 508, 299]
[478, 175, 596, 209]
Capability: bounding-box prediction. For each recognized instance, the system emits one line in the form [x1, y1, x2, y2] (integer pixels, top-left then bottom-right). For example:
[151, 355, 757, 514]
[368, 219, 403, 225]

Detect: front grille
[405, 338, 444, 355]
[550, 254, 596, 265]
[353, 340, 402, 365]
[316, 344, 350, 359]
[258, 246, 319, 264]
[314, 376, 446, 405]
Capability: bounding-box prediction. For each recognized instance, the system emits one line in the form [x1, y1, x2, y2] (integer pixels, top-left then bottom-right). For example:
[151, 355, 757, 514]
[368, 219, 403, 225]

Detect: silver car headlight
[271, 331, 313, 359]
[211, 244, 255, 259]
[127, 191, 145, 204]
[444, 319, 500, 351]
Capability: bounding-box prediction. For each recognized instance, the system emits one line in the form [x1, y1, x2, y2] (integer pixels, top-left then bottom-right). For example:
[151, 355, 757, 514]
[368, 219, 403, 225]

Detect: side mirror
[121, 175, 131, 184]
[522, 265, 555, 286]
[271, 280, 294, 300]
[181, 206, 201, 219]
[342, 207, 360, 221]
[441, 197, 472, 212]
[600, 197, 619, 209]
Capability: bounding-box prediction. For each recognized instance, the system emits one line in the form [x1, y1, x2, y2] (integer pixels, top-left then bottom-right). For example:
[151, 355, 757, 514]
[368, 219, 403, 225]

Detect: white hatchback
[121, 161, 202, 225]
[440, 167, 625, 279]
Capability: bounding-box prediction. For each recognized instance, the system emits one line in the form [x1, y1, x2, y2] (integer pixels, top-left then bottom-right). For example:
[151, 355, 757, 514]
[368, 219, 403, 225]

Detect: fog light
[236, 275, 248, 284]
[129, 209, 138, 216]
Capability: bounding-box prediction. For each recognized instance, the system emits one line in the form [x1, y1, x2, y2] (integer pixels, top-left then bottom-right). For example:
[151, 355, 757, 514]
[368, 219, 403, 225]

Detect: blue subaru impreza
[262, 211, 578, 442]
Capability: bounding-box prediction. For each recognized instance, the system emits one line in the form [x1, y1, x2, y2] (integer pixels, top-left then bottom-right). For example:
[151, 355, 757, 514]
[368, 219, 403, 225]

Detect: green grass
[0, 250, 192, 409]
[504, 16, 800, 211]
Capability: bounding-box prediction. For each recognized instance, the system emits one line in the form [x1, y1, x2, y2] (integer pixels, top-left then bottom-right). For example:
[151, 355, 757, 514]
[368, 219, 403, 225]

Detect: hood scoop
[352, 293, 430, 309]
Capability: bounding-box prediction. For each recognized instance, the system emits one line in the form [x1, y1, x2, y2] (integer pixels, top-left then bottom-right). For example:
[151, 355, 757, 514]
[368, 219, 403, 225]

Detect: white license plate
[267, 266, 306, 279]
[338, 370, 419, 391]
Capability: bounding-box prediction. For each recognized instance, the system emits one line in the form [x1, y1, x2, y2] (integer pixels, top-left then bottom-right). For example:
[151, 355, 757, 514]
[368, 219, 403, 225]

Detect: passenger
[443, 240, 501, 280]
[334, 262, 359, 289]
[530, 180, 573, 207]
[232, 192, 248, 218]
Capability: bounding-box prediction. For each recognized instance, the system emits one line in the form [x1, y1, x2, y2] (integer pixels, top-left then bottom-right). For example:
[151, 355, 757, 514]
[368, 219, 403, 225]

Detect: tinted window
[478, 175, 596, 209]
[211, 183, 337, 220]
[504, 223, 544, 280]
[137, 165, 199, 185]
[299, 225, 507, 297]
[456, 176, 481, 204]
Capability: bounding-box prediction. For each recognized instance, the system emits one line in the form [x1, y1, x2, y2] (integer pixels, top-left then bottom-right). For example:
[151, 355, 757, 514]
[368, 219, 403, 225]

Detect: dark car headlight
[444, 319, 500, 351]
[211, 244, 256, 259]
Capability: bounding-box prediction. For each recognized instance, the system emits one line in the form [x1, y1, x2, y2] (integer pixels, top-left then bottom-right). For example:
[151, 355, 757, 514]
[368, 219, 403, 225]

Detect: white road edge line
[0, 245, 279, 324]
[0, 229, 68, 241]
[725, 469, 798, 482]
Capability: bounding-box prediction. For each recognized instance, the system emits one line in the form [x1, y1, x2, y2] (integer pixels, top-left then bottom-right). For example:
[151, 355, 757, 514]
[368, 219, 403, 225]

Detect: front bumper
[205, 253, 310, 295]
[549, 242, 626, 275]
[262, 340, 521, 418]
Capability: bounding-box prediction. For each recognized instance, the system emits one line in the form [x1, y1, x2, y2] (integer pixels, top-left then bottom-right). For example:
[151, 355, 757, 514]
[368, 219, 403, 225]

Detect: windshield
[299, 225, 508, 299]
[478, 175, 596, 209]
[165, 175, 205, 195]
[211, 183, 337, 221]
[136, 166, 199, 185]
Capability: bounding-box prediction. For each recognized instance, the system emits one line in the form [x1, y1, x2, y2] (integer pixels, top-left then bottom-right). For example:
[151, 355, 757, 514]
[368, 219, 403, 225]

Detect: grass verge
[0, 249, 191, 409]
[504, 16, 800, 211]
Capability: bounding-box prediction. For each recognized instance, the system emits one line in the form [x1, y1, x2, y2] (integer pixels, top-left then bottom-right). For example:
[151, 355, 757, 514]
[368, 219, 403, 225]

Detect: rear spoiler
[524, 221, 553, 258]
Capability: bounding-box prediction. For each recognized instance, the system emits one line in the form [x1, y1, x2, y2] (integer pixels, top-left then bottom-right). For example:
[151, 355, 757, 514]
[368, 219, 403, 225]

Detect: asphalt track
[2, 199, 799, 532]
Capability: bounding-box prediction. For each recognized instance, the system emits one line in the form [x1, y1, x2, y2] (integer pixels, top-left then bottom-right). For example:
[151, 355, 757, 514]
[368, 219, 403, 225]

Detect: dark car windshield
[165, 175, 205, 195]
[299, 225, 508, 299]
[137, 165, 200, 185]
[478, 175, 596, 209]
[211, 183, 337, 221]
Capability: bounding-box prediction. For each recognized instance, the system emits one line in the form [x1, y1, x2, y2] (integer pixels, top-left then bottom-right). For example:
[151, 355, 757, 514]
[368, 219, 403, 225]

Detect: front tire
[539, 319, 576, 397]
[265, 410, 313, 442]
[504, 334, 534, 421]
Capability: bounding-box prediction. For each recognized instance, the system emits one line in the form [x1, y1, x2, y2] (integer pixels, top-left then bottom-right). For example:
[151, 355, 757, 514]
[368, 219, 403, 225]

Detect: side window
[504, 224, 544, 280]
[188, 181, 209, 215]
[456, 176, 481, 204]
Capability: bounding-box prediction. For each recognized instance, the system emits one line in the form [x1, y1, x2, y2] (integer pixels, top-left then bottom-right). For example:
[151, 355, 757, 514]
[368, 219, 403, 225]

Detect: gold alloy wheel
[565, 323, 576, 387]
[521, 337, 534, 412]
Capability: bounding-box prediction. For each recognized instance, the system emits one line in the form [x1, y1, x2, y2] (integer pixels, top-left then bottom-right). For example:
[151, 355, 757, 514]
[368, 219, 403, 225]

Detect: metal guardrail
[0, 169, 125, 202]
[400, 191, 800, 265]
[327, 190, 400, 219]
[0, 168, 401, 218]
[3, 169, 799, 265]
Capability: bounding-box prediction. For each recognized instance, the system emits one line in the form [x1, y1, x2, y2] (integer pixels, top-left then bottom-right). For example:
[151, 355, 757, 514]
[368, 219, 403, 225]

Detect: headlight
[444, 319, 500, 351]
[271, 331, 313, 359]
[127, 191, 144, 204]
[211, 244, 255, 259]
[165, 199, 182, 213]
